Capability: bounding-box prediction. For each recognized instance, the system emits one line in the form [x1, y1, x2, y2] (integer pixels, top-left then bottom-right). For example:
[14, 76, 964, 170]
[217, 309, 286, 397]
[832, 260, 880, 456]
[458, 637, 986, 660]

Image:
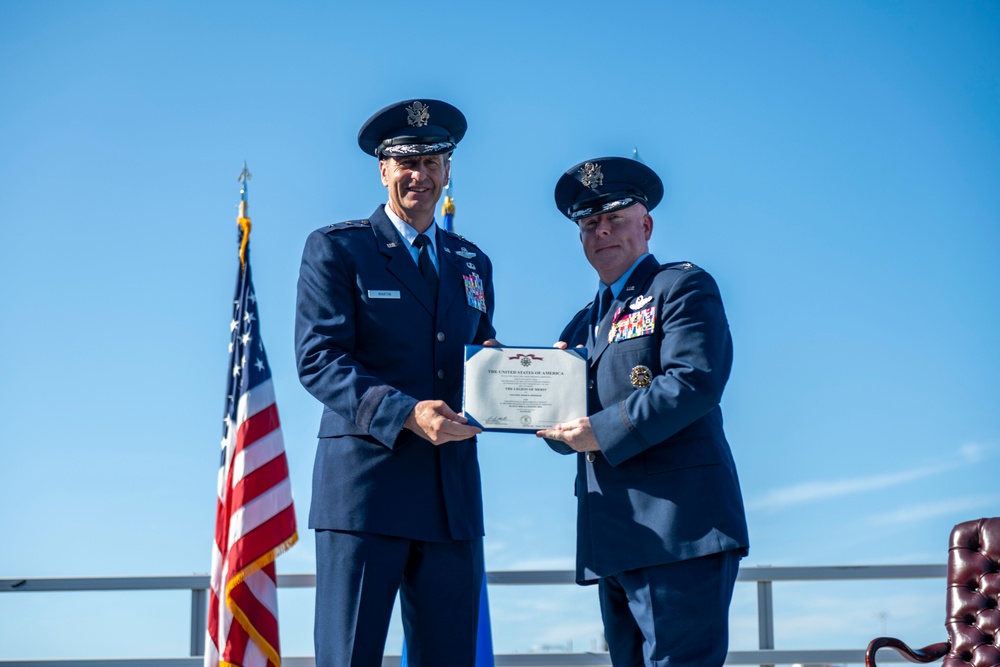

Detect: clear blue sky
[1, 0, 998, 660]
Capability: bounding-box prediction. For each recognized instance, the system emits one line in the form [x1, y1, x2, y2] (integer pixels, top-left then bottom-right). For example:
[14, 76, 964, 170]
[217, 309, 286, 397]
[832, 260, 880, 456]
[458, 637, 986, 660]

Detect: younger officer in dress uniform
[295, 99, 498, 667]
[537, 157, 749, 667]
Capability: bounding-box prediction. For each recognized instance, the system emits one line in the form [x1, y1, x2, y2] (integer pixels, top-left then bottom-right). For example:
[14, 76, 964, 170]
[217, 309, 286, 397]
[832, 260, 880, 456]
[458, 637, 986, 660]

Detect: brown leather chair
[866, 517, 1000, 667]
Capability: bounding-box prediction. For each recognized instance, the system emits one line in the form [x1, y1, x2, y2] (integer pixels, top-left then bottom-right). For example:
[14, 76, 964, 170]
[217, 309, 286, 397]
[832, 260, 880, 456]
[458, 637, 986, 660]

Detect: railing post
[756, 580, 774, 667]
[190, 587, 207, 657]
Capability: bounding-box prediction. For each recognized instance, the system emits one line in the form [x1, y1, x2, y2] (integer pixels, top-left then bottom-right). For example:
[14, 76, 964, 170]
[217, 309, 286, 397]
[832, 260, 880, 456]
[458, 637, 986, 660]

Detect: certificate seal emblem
[521, 415, 532, 426]
[509, 352, 542, 367]
[630, 365, 652, 388]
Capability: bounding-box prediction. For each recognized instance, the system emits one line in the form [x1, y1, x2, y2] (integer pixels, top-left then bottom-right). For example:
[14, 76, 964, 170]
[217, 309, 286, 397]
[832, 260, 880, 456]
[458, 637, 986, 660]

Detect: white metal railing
[1, 565, 946, 667]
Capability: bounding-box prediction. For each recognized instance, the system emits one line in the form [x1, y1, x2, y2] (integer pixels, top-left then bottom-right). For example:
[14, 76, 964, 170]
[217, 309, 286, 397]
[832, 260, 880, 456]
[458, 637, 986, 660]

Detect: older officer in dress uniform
[537, 157, 749, 667]
[295, 99, 498, 667]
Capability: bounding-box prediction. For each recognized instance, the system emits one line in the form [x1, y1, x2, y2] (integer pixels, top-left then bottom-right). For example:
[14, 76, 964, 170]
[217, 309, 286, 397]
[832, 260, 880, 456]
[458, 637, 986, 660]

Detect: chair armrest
[865, 637, 950, 667]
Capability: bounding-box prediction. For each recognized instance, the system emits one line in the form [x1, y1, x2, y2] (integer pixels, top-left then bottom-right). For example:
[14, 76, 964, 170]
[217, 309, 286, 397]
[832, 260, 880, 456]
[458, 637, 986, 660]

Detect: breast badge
[463, 273, 487, 312]
[630, 365, 652, 388]
[630, 295, 653, 310]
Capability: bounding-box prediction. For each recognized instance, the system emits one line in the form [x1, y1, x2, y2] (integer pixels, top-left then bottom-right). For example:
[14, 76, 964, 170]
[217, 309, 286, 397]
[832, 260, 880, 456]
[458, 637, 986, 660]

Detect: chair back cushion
[945, 517, 1000, 667]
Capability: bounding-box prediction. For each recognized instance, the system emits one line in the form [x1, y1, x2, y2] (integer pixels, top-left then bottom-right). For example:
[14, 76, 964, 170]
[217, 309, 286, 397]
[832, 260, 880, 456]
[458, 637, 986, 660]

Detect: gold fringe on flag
[223, 532, 299, 667]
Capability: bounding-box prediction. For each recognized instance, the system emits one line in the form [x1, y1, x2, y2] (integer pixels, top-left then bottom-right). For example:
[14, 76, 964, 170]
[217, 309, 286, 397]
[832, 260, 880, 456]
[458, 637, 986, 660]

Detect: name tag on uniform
[368, 289, 400, 299]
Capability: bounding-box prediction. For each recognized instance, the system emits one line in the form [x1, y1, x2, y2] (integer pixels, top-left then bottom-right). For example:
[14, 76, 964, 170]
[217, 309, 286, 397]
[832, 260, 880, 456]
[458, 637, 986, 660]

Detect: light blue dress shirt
[384, 202, 439, 271]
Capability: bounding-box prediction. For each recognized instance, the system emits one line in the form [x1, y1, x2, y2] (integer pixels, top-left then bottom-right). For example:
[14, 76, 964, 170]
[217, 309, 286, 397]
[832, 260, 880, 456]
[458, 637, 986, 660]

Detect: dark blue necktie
[597, 287, 613, 323]
[593, 287, 613, 340]
[414, 233, 438, 302]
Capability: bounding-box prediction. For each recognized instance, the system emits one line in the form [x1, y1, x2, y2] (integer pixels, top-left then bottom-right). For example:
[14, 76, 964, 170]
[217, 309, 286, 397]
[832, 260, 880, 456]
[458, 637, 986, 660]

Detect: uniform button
[437, 370, 445, 379]
[436, 332, 445, 342]
[588, 380, 595, 389]
[586, 452, 596, 462]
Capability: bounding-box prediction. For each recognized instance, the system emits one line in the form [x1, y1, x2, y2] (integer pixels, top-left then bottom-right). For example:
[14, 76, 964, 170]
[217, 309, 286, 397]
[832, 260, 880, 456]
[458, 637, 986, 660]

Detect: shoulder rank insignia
[630, 295, 653, 310]
[608, 305, 656, 344]
[326, 219, 370, 231]
[443, 228, 475, 243]
[456, 247, 477, 259]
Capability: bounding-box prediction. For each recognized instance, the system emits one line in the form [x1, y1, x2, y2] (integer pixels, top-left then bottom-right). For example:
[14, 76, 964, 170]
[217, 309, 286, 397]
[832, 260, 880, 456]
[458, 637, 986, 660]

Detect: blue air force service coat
[551, 254, 749, 583]
[295, 205, 496, 542]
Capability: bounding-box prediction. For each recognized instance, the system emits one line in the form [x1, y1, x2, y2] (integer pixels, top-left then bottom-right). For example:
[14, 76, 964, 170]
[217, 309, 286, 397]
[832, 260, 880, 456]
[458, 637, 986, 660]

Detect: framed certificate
[463, 345, 588, 433]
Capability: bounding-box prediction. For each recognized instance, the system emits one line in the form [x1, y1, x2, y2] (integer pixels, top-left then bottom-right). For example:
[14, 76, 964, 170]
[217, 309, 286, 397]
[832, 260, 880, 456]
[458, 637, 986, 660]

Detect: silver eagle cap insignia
[406, 101, 431, 127]
[579, 162, 604, 189]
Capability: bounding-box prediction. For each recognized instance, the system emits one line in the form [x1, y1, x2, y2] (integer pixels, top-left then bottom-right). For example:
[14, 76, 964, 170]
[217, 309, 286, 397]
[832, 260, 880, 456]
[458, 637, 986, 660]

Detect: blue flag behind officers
[538, 156, 749, 667]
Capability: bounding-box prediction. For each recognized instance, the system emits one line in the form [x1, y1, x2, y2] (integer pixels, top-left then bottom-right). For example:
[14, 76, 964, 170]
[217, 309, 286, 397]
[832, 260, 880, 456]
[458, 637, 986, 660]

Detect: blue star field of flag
[223, 243, 273, 445]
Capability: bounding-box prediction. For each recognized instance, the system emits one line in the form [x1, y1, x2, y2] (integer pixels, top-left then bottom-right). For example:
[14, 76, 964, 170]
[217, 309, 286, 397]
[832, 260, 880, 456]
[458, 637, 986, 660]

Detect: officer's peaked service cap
[555, 156, 663, 222]
[358, 99, 467, 158]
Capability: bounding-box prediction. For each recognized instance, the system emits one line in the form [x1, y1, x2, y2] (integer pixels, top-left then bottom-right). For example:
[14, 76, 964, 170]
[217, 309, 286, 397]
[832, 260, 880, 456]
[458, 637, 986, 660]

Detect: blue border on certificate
[463, 345, 588, 433]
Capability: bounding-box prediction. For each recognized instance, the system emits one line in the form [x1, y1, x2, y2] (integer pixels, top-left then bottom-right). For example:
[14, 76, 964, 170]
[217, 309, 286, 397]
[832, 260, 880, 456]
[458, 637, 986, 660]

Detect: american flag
[206, 200, 297, 667]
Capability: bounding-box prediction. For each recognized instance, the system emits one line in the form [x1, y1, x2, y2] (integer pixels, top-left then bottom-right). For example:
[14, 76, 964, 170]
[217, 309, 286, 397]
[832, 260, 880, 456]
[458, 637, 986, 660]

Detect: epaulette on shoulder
[324, 219, 371, 232]
[660, 261, 699, 272]
[441, 227, 481, 248]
